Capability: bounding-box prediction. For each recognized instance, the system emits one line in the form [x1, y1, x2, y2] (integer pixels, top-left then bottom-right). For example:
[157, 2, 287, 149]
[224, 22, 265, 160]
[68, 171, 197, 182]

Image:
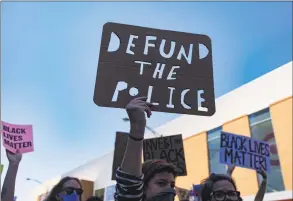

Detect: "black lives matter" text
[220, 132, 270, 172]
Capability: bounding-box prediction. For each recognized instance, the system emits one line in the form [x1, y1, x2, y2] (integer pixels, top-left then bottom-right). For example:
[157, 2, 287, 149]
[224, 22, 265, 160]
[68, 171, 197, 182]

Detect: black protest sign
[94, 22, 215, 116]
[143, 134, 187, 176]
[112, 132, 129, 180]
[219, 132, 271, 173]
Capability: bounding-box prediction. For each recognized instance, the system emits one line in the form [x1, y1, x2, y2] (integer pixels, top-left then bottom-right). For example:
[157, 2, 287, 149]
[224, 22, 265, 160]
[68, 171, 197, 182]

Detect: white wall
[61, 151, 116, 190]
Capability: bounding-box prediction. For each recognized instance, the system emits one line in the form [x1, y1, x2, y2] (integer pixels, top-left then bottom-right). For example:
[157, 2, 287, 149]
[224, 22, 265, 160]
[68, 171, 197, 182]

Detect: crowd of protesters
[1, 97, 268, 201]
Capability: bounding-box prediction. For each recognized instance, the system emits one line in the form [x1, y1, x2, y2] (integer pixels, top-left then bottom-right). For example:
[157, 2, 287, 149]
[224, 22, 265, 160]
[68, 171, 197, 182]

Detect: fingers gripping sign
[226, 158, 236, 176]
[257, 168, 267, 180]
[6, 149, 22, 165]
[126, 97, 152, 123]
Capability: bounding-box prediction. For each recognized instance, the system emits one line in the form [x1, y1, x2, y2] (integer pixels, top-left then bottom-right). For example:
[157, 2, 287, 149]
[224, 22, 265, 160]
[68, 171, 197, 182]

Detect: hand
[227, 164, 236, 176]
[6, 149, 22, 165]
[257, 168, 267, 180]
[126, 97, 152, 130]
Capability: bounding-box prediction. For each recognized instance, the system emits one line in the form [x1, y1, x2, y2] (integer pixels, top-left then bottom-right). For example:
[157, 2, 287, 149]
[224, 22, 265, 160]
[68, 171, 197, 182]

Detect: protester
[86, 196, 103, 201]
[45, 176, 83, 201]
[1, 149, 22, 201]
[200, 173, 240, 201]
[226, 164, 267, 201]
[199, 164, 267, 201]
[115, 97, 177, 201]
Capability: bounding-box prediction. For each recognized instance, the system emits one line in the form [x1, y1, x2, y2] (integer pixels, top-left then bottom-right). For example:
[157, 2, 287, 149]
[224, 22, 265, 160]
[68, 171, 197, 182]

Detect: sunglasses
[211, 190, 240, 201]
[62, 187, 83, 196]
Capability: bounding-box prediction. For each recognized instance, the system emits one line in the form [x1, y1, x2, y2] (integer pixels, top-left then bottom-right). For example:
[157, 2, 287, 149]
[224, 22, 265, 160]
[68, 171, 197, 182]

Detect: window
[249, 108, 285, 192]
[105, 185, 116, 201]
[207, 126, 227, 174]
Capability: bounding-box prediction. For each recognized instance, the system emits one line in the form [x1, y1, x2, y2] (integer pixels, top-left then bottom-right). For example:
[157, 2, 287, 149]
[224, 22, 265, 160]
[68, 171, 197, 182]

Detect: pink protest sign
[1, 121, 34, 154]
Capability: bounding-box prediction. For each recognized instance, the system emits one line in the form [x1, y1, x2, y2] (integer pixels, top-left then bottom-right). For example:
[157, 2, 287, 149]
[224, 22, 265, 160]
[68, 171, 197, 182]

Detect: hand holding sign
[6, 149, 22, 165]
[226, 164, 236, 176]
[1, 121, 34, 154]
[257, 168, 267, 181]
[126, 97, 152, 134]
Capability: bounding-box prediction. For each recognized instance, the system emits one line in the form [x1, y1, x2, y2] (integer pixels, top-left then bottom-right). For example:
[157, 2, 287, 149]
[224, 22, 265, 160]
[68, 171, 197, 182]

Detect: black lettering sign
[219, 132, 271, 173]
[143, 134, 187, 176]
[94, 22, 215, 116]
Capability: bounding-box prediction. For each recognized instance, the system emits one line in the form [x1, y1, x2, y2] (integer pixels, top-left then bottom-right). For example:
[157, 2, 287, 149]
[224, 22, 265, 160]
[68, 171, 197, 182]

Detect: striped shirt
[114, 168, 144, 201]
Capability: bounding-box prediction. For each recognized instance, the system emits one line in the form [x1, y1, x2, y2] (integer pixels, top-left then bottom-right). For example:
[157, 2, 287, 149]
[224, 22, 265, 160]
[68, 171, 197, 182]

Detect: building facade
[34, 61, 293, 201]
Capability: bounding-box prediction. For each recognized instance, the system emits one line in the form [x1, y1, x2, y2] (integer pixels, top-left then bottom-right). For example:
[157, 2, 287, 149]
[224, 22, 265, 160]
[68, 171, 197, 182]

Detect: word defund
[125, 35, 196, 64]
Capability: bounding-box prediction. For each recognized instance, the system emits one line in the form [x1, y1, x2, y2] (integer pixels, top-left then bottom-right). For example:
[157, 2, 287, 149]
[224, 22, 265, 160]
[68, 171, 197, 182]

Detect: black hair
[45, 177, 82, 201]
[142, 159, 177, 187]
[200, 173, 237, 201]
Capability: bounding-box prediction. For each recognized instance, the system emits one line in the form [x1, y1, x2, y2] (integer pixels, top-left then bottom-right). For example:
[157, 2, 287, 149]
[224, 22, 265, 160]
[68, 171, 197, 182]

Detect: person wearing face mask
[45, 177, 83, 201]
[114, 97, 177, 201]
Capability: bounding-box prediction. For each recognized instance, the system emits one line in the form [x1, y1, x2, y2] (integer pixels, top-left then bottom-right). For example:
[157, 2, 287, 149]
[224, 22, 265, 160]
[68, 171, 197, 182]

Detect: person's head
[85, 196, 103, 201]
[46, 177, 83, 201]
[142, 159, 177, 200]
[200, 173, 240, 201]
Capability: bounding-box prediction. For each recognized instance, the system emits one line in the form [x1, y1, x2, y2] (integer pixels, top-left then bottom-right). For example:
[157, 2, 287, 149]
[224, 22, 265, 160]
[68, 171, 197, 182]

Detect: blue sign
[220, 132, 271, 172]
[14, 196, 17, 201]
[105, 185, 116, 201]
[193, 184, 201, 196]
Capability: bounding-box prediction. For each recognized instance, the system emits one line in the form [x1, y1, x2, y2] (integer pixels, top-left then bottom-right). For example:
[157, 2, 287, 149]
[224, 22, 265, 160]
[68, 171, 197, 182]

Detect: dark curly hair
[45, 177, 82, 201]
[199, 173, 237, 201]
[142, 159, 177, 187]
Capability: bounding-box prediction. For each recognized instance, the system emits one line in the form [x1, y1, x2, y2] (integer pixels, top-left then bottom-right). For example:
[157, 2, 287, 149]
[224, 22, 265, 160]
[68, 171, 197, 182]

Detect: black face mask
[146, 188, 176, 201]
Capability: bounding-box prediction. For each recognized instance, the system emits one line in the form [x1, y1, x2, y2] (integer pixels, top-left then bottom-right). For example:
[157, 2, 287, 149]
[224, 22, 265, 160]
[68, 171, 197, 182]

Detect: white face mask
[145, 188, 176, 201]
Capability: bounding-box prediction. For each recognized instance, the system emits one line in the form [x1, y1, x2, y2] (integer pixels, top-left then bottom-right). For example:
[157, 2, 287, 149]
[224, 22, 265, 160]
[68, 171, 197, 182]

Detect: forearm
[121, 125, 145, 177]
[1, 163, 19, 201]
[254, 180, 267, 201]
